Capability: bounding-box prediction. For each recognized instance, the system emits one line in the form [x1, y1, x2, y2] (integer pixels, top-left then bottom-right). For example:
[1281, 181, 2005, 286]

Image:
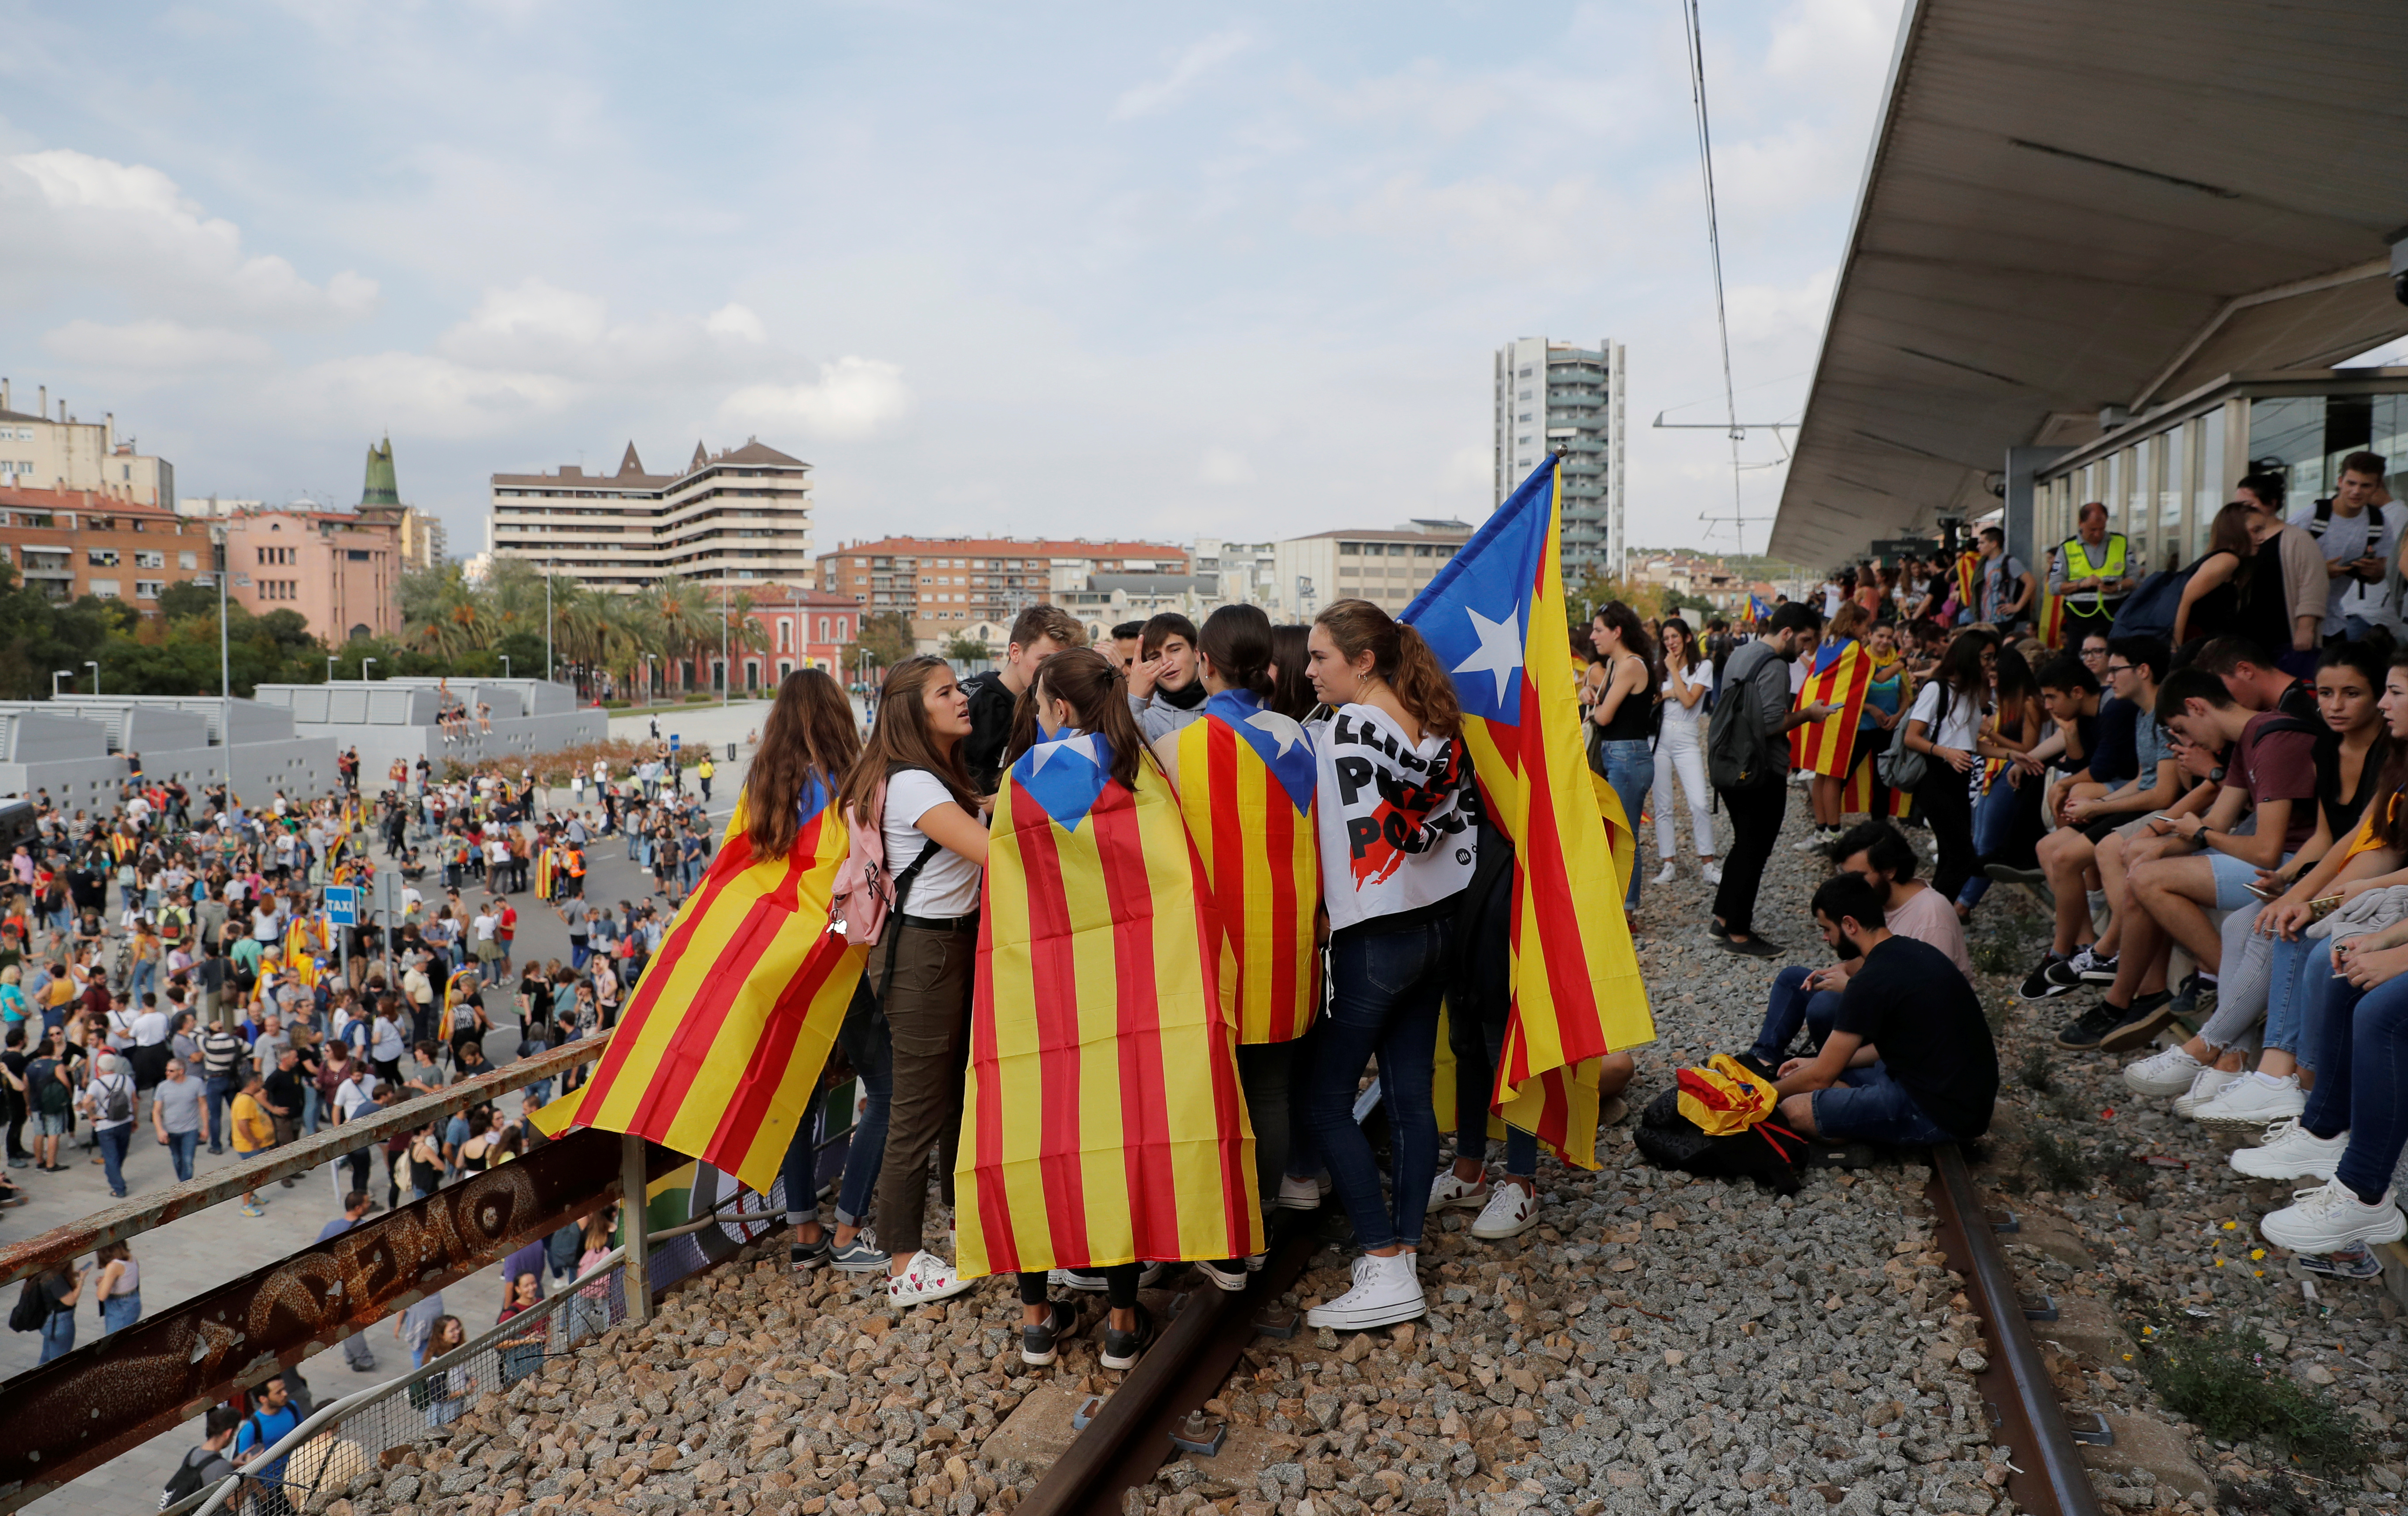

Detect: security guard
[2049, 501, 2132, 640]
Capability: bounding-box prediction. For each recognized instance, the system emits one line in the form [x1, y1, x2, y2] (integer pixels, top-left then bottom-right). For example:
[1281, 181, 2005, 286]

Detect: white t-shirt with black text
[1312, 704, 1478, 933]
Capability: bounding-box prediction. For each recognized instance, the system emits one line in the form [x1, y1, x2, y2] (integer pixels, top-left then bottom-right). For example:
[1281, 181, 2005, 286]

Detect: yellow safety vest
[2058, 533, 2127, 586]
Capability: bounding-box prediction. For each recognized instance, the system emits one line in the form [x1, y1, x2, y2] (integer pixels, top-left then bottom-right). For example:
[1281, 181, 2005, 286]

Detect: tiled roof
[826, 536, 1187, 559]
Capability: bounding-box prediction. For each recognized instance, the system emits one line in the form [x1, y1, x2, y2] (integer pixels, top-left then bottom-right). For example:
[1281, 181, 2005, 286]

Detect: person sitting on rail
[1769, 874, 1998, 1148]
[1739, 820, 1971, 1081]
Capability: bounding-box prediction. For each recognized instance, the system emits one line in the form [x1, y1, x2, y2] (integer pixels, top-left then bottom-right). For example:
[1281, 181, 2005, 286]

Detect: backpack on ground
[1631, 1083, 1809, 1196]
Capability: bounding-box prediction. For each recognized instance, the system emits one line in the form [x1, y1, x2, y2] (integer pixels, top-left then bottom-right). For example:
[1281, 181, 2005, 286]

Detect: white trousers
[1652, 725, 1716, 859]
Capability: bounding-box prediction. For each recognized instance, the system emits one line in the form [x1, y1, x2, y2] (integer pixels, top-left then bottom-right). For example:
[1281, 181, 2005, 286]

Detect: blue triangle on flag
[1012, 732, 1113, 832]
[1204, 691, 1316, 816]
[795, 770, 832, 828]
[1403, 456, 1553, 727]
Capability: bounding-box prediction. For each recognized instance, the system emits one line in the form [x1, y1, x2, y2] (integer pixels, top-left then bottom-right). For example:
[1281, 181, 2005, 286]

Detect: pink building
[220, 509, 401, 641]
[726, 585, 863, 691]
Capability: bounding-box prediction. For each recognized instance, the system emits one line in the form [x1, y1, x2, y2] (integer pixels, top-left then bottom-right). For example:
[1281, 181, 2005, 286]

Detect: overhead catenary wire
[1681, 0, 1749, 554]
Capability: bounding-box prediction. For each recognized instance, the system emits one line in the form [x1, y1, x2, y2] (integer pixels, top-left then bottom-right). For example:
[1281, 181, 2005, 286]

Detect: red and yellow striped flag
[533, 846, 557, 901]
[1402, 457, 1654, 1170]
[538, 776, 866, 1196]
[1170, 690, 1321, 1045]
[958, 733, 1262, 1278]
[2037, 577, 2065, 648]
[1953, 549, 1980, 621]
[1789, 639, 1872, 776]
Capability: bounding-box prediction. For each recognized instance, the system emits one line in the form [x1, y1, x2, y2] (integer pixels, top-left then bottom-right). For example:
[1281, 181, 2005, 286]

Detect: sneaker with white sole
[1020, 1300, 1077, 1366]
[1653, 861, 1677, 886]
[1699, 861, 1723, 887]
[1049, 1261, 1166, 1292]
[2172, 1066, 2244, 1119]
[2042, 949, 2095, 990]
[830, 1231, 891, 1273]
[1276, 1174, 1329, 1211]
[2077, 950, 2121, 984]
[1304, 1251, 1428, 1330]
[1427, 1168, 1491, 1213]
[1469, 1182, 1539, 1240]
[2123, 1045, 2208, 1098]
[1195, 1258, 1249, 1292]
[2230, 1119, 2350, 1182]
[1100, 1306, 1159, 1370]
[888, 1251, 975, 1307]
[2258, 1179, 2407, 1253]
[2190, 1072, 2305, 1130]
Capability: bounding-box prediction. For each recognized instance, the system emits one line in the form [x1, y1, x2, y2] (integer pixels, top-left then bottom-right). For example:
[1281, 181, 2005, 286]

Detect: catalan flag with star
[536, 775, 867, 1197]
[957, 731, 1262, 1278]
[1789, 637, 1873, 776]
[1169, 689, 1322, 1045]
[1402, 454, 1655, 1170]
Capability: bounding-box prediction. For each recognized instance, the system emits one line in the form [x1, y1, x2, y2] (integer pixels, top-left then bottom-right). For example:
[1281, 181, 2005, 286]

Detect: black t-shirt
[262, 1067, 305, 1119]
[2085, 696, 2139, 786]
[1830, 935, 1999, 1139]
[961, 673, 1018, 795]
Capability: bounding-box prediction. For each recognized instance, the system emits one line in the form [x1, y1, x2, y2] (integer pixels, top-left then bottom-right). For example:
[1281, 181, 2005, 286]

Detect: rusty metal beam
[0, 1127, 680, 1512]
[0, 1035, 608, 1291]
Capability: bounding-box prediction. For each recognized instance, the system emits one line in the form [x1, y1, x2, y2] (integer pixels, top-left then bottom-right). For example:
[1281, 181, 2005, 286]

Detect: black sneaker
[2098, 990, 2177, 1053]
[1020, 1300, 1077, 1366]
[1101, 1306, 1158, 1371]
[1705, 919, 1734, 943]
[1983, 863, 2047, 889]
[2018, 955, 2073, 1001]
[2077, 952, 2120, 985]
[789, 1231, 831, 1271]
[1720, 934, 1785, 958]
[2055, 1002, 2125, 1050]
[2043, 952, 2093, 990]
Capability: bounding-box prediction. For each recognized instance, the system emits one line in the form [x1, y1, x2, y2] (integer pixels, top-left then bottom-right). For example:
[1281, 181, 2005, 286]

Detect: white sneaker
[1427, 1168, 1491, 1213]
[1195, 1258, 1249, 1292]
[1049, 1261, 1167, 1292]
[2190, 1072, 2305, 1130]
[1469, 1181, 1539, 1240]
[2230, 1119, 2350, 1182]
[1304, 1251, 1427, 1330]
[1653, 861, 1677, 886]
[1699, 861, 1723, 886]
[2172, 1066, 2245, 1119]
[1277, 1174, 1330, 1211]
[2124, 1045, 2208, 1098]
[2259, 1180, 2407, 1253]
[888, 1251, 975, 1306]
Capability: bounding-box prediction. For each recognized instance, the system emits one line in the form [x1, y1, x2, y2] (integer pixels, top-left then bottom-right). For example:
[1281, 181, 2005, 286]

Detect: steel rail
[1927, 1142, 2103, 1516]
[0, 1032, 611, 1290]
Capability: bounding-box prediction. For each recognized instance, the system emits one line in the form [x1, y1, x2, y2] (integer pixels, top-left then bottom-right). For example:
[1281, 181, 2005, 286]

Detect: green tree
[943, 634, 992, 662]
[844, 611, 915, 681]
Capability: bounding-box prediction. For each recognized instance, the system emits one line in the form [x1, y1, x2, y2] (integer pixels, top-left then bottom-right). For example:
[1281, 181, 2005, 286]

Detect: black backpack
[160, 1446, 223, 1509]
[11, 1276, 53, 1333]
[1631, 1086, 1810, 1195]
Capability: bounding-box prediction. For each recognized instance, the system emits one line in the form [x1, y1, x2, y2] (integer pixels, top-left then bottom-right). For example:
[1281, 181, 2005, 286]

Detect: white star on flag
[1453, 603, 1524, 704]
[1245, 709, 1307, 757]
[1025, 733, 1099, 773]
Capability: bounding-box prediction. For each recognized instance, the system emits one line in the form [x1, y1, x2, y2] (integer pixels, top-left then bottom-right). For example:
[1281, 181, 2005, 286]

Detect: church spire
[361, 435, 401, 507]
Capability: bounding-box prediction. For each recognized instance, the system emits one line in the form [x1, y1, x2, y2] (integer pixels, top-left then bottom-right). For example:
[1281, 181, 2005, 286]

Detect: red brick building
[816, 535, 1189, 648]
[0, 485, 213, 616]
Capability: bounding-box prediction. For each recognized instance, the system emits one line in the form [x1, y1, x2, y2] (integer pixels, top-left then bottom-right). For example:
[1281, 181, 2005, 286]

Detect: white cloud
[705, 303, 766, 343]
[720, 357, 911, 440]
[274, 352, 583, 439]
[1199, 447, 1254, 486]
[1113, 30, 1253, 120]
[41, 318, 277, 370]
[1, 148, 376, 325]
[1300, 172, 1626, 271]
[436, 278, 609, 365]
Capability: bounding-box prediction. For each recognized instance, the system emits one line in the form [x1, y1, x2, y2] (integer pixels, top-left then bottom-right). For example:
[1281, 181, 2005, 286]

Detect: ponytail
[1314, 597, 1462, 739]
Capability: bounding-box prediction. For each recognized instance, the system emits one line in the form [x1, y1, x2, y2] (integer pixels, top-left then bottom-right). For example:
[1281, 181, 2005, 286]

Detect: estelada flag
[1402, 455, 1655, 1170]
[1789, 638, 1872, 776]
[1953, 549, 1981, 621]
[1169, 688, 1321, 1045]
[533, 846, 557, 901]
[957, 732, 1262, 1278]
[536, 776, 867, 1196]
[2038, 575, 2066, 648]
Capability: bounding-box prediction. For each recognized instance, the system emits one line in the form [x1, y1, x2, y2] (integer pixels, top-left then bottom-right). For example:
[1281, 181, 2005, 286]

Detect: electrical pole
[216, 528, 232, 796]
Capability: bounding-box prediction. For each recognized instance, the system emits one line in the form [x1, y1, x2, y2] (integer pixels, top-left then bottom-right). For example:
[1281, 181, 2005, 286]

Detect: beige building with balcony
[0, 378, 176, 509]
[488, 438, 814, 592]
[1270, 520, 1475, 622]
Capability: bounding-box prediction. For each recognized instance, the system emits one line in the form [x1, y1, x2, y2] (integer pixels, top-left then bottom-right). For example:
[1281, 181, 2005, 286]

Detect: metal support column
[619, 1133, 652, 1325]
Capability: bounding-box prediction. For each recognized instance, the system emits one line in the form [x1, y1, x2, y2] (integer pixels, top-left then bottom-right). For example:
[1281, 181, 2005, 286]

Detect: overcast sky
[1, 0, 1905, 562]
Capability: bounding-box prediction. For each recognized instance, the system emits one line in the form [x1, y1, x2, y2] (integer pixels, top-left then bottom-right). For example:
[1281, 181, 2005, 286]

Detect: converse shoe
[1469, 1181, 1540, 1240]
[2230, 1120, 2350, 1183]
[2043, 947, 2099, 990]
[1100, 1306, 1159, 1370]
[1427, 1167, 1491, 1213]
[2122, 1045, 2207, 1098]
[1699, 861, 1723, 886]
[1049, 1261, 1166, 1293]
[1020, 1300, 1077, 1366]
[2259, 1180, 2406, 1253]
[2172, 1066, 2244, 1119]
[2190, 1072, 2306, 1131]
[1276, 1174, 1330, 1211]
[1304, 1251, 1428, 1330]
[2019, 954, 2074, 1001]
[1195, 1258, 1249, 1292]
[888, 1251, 975, 1307]
[1653, 861, 1678, 886]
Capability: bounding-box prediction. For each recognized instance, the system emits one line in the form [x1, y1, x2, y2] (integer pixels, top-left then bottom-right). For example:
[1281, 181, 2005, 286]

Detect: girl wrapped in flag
[1792, 603, 1876, 852]
[960, 647, 1262, 1371]
[1154, 604, 1321, 1291]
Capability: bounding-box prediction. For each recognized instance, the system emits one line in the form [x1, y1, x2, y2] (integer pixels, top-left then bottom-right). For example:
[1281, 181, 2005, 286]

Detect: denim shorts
[2209, 850, 2290, 912]
[1810, 1063, 1955, 1146]
[34, 1111, 69, 1137]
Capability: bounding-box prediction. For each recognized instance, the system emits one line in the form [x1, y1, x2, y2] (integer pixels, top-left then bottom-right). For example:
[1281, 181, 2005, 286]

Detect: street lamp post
[50, 671, 68, 698]
[544, 564, 554, 684]
[721, 563, 729, 708]
[84, 660, 99, 696]
[500, 655, 511, 679]
[643, 652, 657, 702]
[213, 530, 231, 796]
[327, 655, 338, 684]
[362, 658, 378, 681]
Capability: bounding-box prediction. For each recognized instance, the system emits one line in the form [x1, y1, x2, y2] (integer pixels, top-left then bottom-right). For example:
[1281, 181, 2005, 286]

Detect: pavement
[7, 824, 752, 1516]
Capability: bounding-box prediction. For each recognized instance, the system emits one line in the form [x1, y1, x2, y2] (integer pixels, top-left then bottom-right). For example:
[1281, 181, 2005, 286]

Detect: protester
[1707, 602, 1834, 955]
[1587, 602, 1657, 926]
[1650, 616, 1721, 887]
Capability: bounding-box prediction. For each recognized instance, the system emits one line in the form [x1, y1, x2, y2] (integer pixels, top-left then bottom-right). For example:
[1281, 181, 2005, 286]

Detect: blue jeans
[302, 1083, 322, 1137]
[781, 982, 891, 1225]
[1598, 740, 1654, 914]
[1955, 775, 2020, 908]
[1749, 964, 1842, 1065]
[102, 1290, 140, 1335]
[96, 1124, 131, 1197]
[1307, 920, 1450, 1252]
[205, 1076, 236, 1152]
[38, 1307, 74, 1362]
[129, 960, 158, 1007]
[166, 1130, 199, 1181]
[2298, 973, 2408, 1204]
[2261, 934, 2330, 1060]
[1809, 1062, 1955, 1145]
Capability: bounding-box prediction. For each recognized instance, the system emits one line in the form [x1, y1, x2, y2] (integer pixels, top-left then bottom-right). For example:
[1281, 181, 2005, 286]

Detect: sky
[0, 0, 1908, 564]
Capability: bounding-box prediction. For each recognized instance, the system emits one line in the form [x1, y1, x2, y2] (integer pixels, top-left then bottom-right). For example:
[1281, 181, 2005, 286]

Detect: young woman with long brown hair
[839, 655, 989, 1307]
[1299, 599, 1476, 1332]
[747, 670, 893, 1277]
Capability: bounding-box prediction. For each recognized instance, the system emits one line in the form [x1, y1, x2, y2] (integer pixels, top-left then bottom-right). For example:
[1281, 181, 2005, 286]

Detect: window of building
[777, 619, 792, 651]
[135, 580, 162, 600]
[88, 549, 119, 567]
[1339, 542, 1360, 557]
[91, 579, 121, 597]
[817, 616, 830, 640]
[133, 550, 162, 569]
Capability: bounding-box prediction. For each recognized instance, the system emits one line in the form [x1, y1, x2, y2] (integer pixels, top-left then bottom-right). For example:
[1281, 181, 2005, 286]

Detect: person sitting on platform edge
[1769, 874, 1999, 1147]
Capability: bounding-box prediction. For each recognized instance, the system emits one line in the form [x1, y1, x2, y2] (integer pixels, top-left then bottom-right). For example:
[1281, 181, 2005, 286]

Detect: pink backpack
[828, 777, 936, 949]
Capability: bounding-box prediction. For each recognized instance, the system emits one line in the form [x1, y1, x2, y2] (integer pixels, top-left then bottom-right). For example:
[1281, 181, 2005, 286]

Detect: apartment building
[0, 485, 212, 614]
[1271, 520, 1476, 622]
[0, 378, 176, 509]
[489, 438, 814, 592]
[1493, 337, 1627, 578]
[1190, 538, 1281, 610]
[220, 509, 401, 641]
[815, 536, 1189, 647]
[1628, 552, 1756, 615]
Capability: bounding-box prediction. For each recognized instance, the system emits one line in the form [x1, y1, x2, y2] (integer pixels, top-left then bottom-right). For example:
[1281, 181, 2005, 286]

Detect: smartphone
[2244, 880, 2279, 901]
